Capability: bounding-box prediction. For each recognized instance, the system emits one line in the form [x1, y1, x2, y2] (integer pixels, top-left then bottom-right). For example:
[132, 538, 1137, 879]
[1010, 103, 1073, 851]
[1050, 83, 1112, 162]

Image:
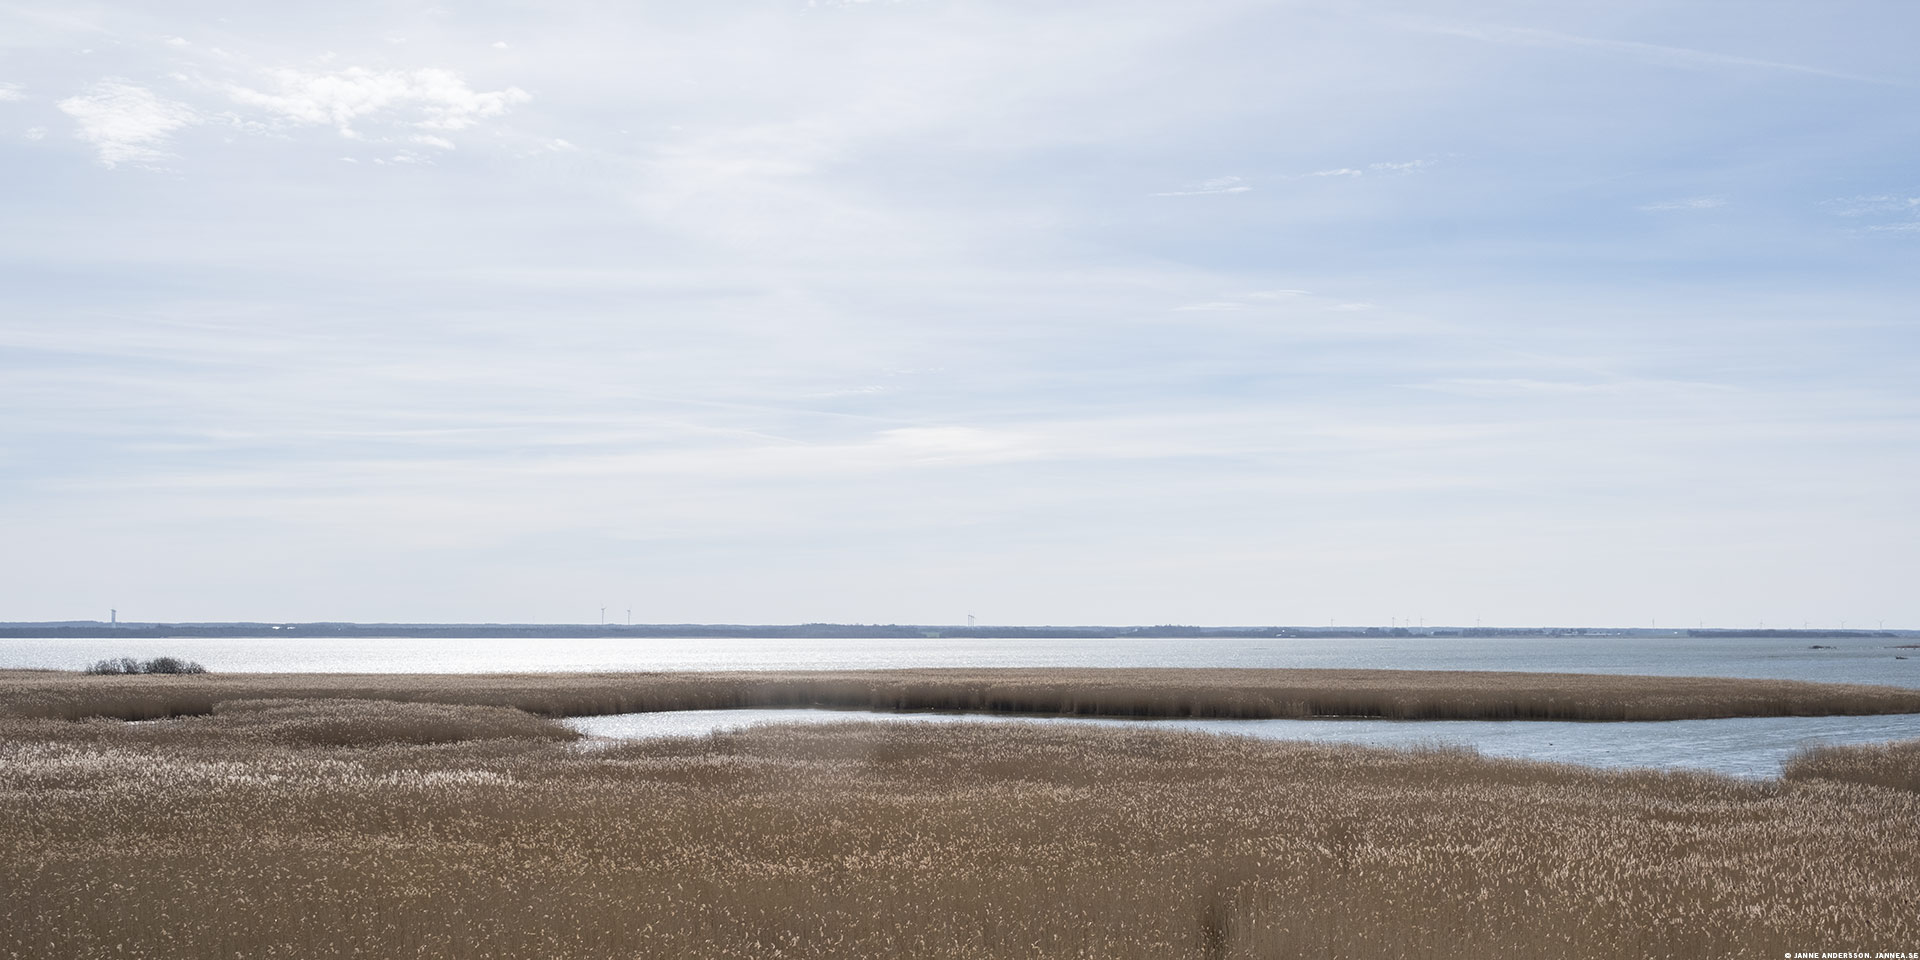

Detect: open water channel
[7, 633, 1918, 778]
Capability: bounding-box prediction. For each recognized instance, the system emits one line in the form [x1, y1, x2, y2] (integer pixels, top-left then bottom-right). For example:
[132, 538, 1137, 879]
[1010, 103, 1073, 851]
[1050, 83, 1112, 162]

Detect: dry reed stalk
[5, 666, 1920, 723]
[1, 704, 1915, 959]
[1783, 737, 1920, 793]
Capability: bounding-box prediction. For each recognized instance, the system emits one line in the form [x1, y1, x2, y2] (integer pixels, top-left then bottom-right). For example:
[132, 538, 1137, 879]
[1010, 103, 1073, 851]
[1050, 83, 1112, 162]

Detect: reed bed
[7, 666, 1920, 723]
[1784, 737, 1920, 793]
[2, 702, 1916, 959]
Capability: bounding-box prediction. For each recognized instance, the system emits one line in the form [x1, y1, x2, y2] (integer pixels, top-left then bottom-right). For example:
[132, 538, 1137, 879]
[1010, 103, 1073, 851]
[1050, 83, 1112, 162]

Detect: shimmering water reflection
[4, 634, 1918, 687]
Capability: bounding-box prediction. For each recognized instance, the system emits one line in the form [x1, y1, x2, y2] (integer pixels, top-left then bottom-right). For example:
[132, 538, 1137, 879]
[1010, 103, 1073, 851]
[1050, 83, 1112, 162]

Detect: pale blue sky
[3, 0, 1916, 626]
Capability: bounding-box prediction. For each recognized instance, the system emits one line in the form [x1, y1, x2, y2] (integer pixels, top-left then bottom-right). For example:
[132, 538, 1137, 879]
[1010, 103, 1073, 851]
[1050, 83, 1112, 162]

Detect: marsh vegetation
[1785, 736, 1920, 793]
[9, 665, 1920, 723]
[1, 698, 1917, 959]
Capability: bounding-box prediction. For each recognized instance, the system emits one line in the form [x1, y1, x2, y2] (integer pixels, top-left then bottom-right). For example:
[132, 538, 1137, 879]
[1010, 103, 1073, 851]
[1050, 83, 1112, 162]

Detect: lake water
[4, 633, 1915, 686]
[8, 633, 1918, 777]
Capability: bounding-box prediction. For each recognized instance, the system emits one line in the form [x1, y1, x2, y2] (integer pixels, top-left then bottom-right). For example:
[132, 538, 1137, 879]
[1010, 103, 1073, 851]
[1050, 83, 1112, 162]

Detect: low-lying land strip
[1, 702, 1915, 959]
[1784, 736, 1920, 793]
[5, 666, 1920, 722]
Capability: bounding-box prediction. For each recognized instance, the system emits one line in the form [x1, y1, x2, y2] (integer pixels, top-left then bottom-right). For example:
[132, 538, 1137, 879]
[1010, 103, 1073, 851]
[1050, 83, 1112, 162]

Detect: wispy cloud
[375, 149, 434, 166]
[1307, 159, 1435, 179]
[1414, 377, 1735, 399]
[225, 67, 530, 138]
[1152, 175, 1252, 197]
[1825, 194, 1920, 236]
[48, 65, 533, 169]
[4, 0, 1918, 624]
[1638, 196, 1726, 211]
[1392, 18, 1898, 86]
[1826, 195, 1920, 216]
[0, 82, 25, 102]
[56, 80, 199, 168]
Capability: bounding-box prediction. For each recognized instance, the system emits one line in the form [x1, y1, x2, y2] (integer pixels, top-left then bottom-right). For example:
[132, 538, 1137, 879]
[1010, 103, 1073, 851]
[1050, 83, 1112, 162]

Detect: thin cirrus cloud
[225, 67, 531, 139]
[1152, 175, 1252, 197]
[1638, 196, 1726, 211]
[4, 1, 1919, 625]
[1388, 17, 1898, 85]
[1309, 160, 1433, 178]
[53, 67, 530, 167]
[1821, 195, 1920, 235]
[56, 80, 199, 168]
[1826, 195, 1920, 215]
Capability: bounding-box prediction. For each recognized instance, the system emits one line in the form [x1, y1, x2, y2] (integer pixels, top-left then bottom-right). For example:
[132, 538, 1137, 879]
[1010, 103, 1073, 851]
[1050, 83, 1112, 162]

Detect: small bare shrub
[142, 656, 207, 675]
[82, 656, 207, 675]
[80, 657, 142, 675]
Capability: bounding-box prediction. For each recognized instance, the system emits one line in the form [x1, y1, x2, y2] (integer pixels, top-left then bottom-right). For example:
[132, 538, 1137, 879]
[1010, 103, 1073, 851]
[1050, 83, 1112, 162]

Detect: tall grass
[211, 698, 581, 747]
[1, 703, 1914, 959]
[1784, 737, 1920, 793]
[7, 666, 1920, 723]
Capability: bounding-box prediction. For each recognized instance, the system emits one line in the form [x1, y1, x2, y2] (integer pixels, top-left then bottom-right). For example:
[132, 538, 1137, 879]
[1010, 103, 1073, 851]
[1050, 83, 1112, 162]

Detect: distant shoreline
[0, 622, 1908, 639]
[11, 666, 1920, 723]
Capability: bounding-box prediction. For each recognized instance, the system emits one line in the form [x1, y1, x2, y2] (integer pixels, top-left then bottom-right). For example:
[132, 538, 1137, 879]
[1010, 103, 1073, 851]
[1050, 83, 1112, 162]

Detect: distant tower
[110, 608, 117, 627]
[967, 614, 975, 628]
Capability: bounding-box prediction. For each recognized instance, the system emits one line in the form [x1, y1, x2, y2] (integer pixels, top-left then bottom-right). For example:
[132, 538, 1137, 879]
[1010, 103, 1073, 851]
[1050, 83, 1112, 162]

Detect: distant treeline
[0, 622, 1902, 640]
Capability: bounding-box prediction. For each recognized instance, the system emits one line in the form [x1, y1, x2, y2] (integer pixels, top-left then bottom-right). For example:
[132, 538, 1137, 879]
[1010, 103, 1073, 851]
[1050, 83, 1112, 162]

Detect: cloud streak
[56, 80, 198, 168]
[1152, 175, 1252, 197]
[1638, 196, 1726, 211]
[225, 67, 530, 138]
[3, 0, 1918, 625]
[1392, 18, 1900, 86]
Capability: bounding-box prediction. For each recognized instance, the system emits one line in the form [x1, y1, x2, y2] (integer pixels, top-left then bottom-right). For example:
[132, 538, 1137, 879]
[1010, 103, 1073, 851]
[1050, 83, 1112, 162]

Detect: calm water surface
[4, 634, 1916, 685]
[9, 634, 1917, 777]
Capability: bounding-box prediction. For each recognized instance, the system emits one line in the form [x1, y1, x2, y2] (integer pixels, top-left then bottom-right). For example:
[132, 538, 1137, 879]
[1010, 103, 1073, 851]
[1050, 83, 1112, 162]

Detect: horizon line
[1, 620, 1908, 633]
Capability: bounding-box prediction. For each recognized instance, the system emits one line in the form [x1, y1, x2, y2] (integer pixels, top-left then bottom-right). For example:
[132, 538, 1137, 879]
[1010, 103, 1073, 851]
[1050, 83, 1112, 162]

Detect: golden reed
[7, 666, 1920, 723]
[1, 702, 1915, 959]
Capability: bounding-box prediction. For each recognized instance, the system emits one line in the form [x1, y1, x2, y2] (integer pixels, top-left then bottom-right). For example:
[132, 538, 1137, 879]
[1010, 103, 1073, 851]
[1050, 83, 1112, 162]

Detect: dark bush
[81, 658, 142, 675]
[83, 657, 208, 675]
[142, 656, 207, 675]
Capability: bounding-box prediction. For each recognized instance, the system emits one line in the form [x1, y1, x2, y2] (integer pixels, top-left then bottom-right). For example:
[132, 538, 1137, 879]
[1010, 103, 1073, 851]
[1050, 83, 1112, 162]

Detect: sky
[2, 0, 1917, 627]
